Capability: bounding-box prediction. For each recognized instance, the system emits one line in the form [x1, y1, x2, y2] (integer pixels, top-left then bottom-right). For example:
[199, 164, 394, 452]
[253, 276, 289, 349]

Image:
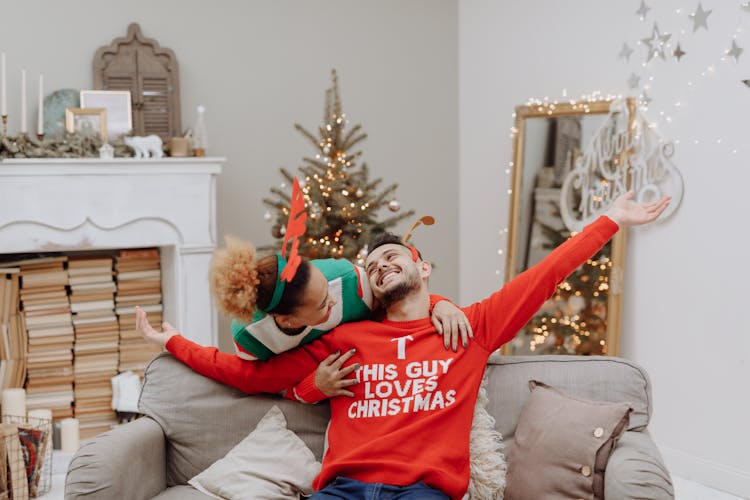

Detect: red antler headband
[280, 176, 307, 281]
[402, 216, 435, 262]
[262, 176, 307, 313]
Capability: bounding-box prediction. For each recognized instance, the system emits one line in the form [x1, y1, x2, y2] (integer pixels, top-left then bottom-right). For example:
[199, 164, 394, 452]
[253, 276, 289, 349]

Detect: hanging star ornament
[640, 90, 653, 107]
[673, 43, 686, 61]
[636, 0, 651, 20]
[628, 73, 641, 89]
[727, 40, 744, 62]
[689, 3, 712, 32]
[619, 43, 634, 61]
[641, 23, 671, 62]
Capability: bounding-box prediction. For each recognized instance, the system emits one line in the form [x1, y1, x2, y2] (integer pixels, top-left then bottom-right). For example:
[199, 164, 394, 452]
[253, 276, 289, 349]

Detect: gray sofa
[65, 352, 674, 499]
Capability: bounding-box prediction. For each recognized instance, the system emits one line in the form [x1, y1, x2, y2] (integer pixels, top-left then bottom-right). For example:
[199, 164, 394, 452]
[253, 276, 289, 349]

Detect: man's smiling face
[364, 243, 423, 308]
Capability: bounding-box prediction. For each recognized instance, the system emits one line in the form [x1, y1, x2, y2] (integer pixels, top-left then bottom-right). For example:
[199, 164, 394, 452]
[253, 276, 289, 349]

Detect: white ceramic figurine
[124, 135, 164, 159]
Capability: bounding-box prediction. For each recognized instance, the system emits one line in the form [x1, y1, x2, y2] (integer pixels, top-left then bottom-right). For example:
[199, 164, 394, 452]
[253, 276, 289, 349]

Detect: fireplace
[0, 157, 224, 347]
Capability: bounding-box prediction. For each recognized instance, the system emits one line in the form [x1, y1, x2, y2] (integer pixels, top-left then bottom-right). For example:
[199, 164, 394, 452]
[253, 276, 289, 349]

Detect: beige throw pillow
[188, 405, 321, 500]
[505, 380, 631, 500]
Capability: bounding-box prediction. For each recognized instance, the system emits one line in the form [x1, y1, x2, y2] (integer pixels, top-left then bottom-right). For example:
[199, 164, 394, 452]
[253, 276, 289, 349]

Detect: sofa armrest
[605, 430, 674, 500]
[65, 416, 167, 500]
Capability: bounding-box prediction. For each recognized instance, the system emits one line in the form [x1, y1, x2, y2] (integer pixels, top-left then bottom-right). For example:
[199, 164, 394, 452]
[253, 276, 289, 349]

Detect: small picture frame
[80, 90, 132, 140]
[65, 108, 108, 140]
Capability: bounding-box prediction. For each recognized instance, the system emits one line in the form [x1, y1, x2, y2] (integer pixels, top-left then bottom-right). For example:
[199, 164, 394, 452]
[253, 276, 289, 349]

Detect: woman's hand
[135, 306, 178, 348]
[432, 300, 473, 352]
[315, 349, 360, 397]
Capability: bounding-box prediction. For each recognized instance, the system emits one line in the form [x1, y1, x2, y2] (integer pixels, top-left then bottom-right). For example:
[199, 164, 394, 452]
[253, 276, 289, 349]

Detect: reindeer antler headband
[262, 176, 308, 313]
[401, 215, 435, 262]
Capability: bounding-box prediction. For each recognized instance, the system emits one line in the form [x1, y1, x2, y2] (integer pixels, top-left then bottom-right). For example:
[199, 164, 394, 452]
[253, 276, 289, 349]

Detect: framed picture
[80, 90, 133, 139]
[65, 107, 108, 140]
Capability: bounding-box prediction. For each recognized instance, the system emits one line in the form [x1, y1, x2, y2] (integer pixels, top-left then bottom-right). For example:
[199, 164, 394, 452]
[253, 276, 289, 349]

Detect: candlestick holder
[37, 133, 44, 141]
[1, 115, 6, 136]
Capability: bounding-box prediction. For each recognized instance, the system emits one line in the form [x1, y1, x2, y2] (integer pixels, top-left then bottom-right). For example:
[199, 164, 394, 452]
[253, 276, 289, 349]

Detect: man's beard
[378, 269, 421, 308]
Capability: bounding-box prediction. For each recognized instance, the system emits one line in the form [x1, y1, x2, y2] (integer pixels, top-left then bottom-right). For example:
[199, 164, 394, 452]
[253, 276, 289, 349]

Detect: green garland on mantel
[0, 133, 133, 159]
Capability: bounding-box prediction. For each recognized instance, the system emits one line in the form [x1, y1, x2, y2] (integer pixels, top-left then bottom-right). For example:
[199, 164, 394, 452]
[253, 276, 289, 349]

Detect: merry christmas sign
[560, 98, 684, 232]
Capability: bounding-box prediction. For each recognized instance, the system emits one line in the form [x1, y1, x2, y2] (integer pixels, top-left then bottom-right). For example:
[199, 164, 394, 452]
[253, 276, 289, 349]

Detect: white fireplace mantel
[0, 157, 224, 347]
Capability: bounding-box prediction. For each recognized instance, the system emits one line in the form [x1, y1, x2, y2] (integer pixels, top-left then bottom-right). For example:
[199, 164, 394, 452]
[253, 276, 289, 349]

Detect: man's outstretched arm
[468, 191, 670, 352]
[136, 307, 322, 395]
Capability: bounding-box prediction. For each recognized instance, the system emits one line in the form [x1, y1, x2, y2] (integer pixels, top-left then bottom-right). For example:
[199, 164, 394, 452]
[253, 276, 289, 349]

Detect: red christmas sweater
[166, 216, 619, 499]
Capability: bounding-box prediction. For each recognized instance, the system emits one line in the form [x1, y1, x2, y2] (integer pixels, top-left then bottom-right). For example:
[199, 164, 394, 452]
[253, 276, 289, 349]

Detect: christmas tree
[263, 69, 414, 261]
[518, 220, 613, 356]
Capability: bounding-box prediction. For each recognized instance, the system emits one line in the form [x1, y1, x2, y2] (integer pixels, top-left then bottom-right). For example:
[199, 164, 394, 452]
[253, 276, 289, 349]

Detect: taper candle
[20, 69, 26, 134]
[1, 52, 6, 116]
[37, 74, 43, 136]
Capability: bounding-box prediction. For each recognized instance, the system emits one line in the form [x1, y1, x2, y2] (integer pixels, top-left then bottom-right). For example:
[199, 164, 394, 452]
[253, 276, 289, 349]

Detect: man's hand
[315, 349, 360, 398]
[604, 190, 671, 227]
[432, 300, 474, 352]
[135, 306, 179, 348]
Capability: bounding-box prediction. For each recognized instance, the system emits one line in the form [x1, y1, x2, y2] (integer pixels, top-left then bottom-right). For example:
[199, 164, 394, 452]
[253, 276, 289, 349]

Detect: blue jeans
[309, 477, 449, 499]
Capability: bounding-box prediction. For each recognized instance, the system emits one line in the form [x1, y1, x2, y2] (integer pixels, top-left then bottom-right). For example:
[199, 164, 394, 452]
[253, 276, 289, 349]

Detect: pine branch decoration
[0, 133, 131, 159]
[263, 69, 414, 261]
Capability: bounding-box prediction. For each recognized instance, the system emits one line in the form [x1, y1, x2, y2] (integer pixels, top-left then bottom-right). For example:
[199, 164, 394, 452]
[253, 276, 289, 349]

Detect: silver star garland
[640, 90, 653, 107]
[641, 23, 671, 62]
[727, 40, 744, 62]
[628, 73, 641, 89]
[636, 0, 651, 20]
[619, 43, 634, 61]
[673, 43, 686, 61]
[689, 3, 712, 32]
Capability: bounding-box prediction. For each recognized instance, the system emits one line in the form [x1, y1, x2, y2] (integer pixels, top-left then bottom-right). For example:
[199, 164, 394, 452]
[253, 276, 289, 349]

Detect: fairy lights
[501, 95, 624, 354]
[628, 5, 749, 154]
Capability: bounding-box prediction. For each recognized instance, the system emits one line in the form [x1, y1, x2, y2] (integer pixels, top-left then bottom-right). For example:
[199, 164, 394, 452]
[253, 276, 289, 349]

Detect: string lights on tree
[263, 69, 414, 262]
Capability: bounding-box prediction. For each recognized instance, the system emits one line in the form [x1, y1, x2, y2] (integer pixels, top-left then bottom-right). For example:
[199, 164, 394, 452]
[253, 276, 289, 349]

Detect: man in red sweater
[137, 191, 670, 499]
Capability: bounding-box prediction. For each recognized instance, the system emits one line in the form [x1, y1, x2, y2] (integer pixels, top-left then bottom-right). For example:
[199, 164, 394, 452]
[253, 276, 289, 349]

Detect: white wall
[8, 0, 746, 493]
[0, 0, 459, 351]
[460, 0, 750, 495]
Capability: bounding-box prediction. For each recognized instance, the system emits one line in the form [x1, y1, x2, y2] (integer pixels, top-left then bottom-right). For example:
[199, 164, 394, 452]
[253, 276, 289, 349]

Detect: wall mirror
[502, 100, 631, 357]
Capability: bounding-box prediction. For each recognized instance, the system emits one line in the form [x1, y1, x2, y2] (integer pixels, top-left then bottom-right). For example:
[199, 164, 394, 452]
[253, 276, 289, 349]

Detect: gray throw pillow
[505, 380, 631, 500]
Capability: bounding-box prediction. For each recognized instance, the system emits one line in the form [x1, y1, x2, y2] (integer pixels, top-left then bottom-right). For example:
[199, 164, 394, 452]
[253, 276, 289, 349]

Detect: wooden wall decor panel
[93, 23, 181, 140]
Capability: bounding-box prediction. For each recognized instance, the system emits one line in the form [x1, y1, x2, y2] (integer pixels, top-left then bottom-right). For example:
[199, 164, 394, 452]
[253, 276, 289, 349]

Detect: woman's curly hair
[210, 236, 262, 322]
[211, 236, 313, 322]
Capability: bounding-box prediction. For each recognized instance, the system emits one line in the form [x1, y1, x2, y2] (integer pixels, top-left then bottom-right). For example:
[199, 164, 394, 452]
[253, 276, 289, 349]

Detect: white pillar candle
[60, 417, 79, 452]
[1, 52, 6, 116]
[20, 69, 26, 134]
[37, 73, 43, 136]
[27, 408, 52, 422]
[2, 388, 26, 420]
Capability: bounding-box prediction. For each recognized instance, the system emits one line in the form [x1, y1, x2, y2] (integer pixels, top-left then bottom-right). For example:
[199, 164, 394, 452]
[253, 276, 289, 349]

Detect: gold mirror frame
[501, 99, 634, 357]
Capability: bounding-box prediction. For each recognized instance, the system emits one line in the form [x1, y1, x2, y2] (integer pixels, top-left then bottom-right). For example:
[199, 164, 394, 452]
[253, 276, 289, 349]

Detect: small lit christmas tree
[263, 69, 414, 261]
[519, 220, 613, 356]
